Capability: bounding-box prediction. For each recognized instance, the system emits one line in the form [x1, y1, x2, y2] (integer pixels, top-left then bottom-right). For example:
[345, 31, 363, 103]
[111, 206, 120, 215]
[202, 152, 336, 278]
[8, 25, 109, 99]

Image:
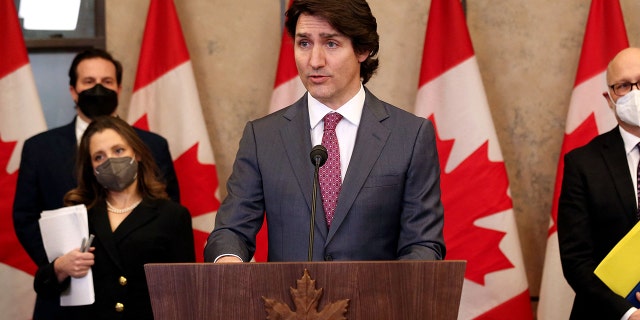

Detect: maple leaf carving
[262, 269, 349, 320]
[431, 118, 513, 285]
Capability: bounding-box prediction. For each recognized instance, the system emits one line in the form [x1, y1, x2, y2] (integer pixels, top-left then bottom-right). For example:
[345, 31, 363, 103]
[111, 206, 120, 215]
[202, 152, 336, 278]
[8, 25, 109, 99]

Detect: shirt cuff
[214, 254, 243, 263]
[622, 307, 637, 320]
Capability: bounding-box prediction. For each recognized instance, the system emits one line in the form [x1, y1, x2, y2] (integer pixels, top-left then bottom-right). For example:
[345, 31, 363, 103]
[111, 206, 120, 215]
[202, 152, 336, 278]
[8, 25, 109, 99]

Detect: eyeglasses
[609, 82, 640, 96]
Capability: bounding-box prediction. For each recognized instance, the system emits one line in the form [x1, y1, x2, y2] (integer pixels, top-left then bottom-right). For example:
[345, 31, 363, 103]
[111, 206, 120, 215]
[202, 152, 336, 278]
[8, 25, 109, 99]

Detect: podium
[145, 261, 466, 320]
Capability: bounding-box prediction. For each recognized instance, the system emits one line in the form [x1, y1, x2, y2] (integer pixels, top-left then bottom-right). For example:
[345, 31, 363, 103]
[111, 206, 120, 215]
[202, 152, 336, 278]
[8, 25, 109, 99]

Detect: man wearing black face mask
[76, 83, 119, 119]
[12, 48, 180, 320]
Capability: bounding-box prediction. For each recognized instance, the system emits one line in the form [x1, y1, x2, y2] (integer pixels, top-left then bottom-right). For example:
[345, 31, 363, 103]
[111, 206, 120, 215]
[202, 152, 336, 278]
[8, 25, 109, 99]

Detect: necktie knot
[323, 113, 343, 131]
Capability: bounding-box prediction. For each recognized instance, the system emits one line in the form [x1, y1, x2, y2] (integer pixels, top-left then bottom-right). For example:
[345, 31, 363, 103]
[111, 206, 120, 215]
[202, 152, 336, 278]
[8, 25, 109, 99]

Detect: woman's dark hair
[64, 116, 168, 208]
[68, 48, 123, 87]
[285, 0, 379, 84]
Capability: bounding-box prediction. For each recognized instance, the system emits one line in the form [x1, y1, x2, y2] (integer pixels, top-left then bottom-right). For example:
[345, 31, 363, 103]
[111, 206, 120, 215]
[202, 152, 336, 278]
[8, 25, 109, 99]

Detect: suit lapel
[91, 203, 125, 271]
[91, 199, 159, 271]
[112, 200, 159, 241]
[327, 90, 390, 242]
[280, 97, 330, 239]
[60, 119, 79, 187]
[601, 128, 638, 223]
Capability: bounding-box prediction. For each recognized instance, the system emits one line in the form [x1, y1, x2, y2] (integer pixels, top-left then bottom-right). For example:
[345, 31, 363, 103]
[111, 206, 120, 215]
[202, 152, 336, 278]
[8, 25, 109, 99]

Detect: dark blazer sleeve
[134, 128, 180, 203]
[13, 137, 50, 266]
[558, 133, 636, 318]
[33, 259, 70, 298]
[13, 124, 77, 267]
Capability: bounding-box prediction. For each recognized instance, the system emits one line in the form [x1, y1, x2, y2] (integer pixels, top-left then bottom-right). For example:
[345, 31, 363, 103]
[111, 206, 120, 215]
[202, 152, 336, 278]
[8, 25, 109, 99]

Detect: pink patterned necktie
[319, 112, 343, 227]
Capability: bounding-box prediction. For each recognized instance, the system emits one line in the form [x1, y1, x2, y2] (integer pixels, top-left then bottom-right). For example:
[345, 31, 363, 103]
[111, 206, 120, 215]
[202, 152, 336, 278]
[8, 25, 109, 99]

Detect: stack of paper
[594, 221, 640, 308]
[38, 204, 95, 306]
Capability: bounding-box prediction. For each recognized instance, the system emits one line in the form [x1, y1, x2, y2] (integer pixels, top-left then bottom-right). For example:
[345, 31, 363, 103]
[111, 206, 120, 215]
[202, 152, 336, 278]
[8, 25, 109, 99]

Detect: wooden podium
[145, 261, 466, 320]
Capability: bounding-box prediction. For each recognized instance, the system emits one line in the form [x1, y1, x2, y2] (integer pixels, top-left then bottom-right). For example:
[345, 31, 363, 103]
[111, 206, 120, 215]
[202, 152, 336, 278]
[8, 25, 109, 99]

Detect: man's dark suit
[205, 88, 445, 262]
[12, 118, 179, 320]
[33, 198, 195, 320]
[558, 126, 638, 319]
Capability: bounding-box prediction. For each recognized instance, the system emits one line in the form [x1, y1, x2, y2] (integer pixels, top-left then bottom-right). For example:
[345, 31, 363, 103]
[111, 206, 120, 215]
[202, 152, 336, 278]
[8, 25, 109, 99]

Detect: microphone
[308, 145, 327, 261]
[310, 145, 328, 167]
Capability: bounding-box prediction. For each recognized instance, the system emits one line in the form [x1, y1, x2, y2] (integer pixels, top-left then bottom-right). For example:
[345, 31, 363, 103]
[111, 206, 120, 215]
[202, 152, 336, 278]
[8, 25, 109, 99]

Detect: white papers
[38, 204, 95, 306]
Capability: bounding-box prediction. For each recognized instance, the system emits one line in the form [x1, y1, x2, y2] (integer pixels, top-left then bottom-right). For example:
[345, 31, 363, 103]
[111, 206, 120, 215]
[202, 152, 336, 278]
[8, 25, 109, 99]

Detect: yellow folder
[594, 221, 640, 302]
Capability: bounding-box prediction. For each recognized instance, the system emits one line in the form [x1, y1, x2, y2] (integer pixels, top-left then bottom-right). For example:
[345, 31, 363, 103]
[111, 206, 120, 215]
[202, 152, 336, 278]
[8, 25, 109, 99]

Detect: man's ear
[70, 85, 79, 103]
[357, 51, 370, 63]
[603, 91, 616, 110]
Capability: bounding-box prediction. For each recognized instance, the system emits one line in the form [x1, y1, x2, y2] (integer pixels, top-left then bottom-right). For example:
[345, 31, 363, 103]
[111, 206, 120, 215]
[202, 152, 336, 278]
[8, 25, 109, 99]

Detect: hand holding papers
[38, 204, 95, 306]
[594, 221, 640, 308]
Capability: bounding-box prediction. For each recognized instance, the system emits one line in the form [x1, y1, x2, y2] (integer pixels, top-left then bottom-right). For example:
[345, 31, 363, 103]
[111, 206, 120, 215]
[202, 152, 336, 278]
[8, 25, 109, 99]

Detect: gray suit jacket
[205, 89, 445, 262]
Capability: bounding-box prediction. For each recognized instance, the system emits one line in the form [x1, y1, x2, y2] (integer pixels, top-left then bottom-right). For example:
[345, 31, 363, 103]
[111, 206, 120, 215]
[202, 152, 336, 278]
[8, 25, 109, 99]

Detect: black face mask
[76, 84, 118, 119]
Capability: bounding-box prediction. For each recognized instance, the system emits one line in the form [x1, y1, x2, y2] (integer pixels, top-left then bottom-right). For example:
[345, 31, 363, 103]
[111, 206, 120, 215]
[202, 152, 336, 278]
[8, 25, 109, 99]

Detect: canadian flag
[128, 0, 220, 262]
[537, 1, 628, 319]
[0, 0, 48, 316]
[268, 0, 305, 114]
[414, 0, 533, 318]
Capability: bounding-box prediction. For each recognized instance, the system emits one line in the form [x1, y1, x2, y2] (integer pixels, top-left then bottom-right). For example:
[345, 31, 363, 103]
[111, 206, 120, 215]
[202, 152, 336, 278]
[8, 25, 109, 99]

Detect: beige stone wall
[105, 0, 640, 307]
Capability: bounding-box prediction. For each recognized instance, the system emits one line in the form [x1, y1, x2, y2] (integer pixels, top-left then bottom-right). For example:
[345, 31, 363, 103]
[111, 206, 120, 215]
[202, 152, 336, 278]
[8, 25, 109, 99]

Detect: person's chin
[307, 87, 333, 101]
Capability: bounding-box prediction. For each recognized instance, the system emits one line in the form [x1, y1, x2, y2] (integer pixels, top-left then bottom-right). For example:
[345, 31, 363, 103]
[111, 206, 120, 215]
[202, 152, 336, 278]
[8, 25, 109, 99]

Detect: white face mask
[615, 90, 640, 127]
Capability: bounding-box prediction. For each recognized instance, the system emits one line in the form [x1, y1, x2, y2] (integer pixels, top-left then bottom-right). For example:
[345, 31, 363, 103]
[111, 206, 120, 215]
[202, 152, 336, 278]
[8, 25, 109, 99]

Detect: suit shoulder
[152, 198, 186, 209]
[133, 128, 171, 154]
[375, 99, 432, 131]
[133, 127, 168, 143]
[151, 199, 191, 218]
[364, 89, 426, 124]
[565, 128, 620, 158]
[24, 122, 74, 148]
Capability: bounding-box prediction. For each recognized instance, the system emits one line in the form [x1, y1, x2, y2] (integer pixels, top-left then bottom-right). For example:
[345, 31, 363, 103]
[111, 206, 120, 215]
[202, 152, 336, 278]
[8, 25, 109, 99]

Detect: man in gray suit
[204, 0, 445, 263]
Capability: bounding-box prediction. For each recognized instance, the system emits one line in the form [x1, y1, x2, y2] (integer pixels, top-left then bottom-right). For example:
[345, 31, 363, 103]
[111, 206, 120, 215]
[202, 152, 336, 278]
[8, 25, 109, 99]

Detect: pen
[81, 234, 95, 252]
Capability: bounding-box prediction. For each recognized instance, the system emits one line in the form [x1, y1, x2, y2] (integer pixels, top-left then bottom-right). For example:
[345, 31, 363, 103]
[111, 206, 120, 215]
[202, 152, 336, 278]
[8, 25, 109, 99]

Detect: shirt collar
[619, 126, 640, 155]
[75, 115, 90, 144]
[308, 84, 365, 129]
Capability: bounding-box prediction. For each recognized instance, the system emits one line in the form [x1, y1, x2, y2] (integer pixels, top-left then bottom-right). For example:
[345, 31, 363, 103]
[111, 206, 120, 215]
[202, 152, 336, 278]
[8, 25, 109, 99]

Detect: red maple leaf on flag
[173, 143, 220, 262]
[432, 118, 514, 285]
[173, 144, 220, 216]
[0, 136, 37, 275]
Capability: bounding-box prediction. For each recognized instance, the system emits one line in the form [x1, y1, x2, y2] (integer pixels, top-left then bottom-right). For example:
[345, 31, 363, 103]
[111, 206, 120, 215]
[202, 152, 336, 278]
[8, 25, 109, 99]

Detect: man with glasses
[558, 47, 640, 320]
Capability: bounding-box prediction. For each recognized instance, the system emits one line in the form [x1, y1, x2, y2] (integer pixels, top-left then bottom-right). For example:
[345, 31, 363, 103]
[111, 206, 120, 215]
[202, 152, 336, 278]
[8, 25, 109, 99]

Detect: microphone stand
[309, 155, 321, 261]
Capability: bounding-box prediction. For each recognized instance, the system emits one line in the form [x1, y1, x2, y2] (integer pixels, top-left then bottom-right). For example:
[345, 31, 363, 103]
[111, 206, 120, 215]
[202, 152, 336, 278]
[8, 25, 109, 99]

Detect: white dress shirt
[308, 85, 365, 181]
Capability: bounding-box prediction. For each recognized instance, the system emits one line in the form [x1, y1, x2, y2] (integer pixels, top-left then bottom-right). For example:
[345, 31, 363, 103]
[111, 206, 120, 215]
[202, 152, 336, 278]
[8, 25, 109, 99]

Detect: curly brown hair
[63, 116, 168, 208]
